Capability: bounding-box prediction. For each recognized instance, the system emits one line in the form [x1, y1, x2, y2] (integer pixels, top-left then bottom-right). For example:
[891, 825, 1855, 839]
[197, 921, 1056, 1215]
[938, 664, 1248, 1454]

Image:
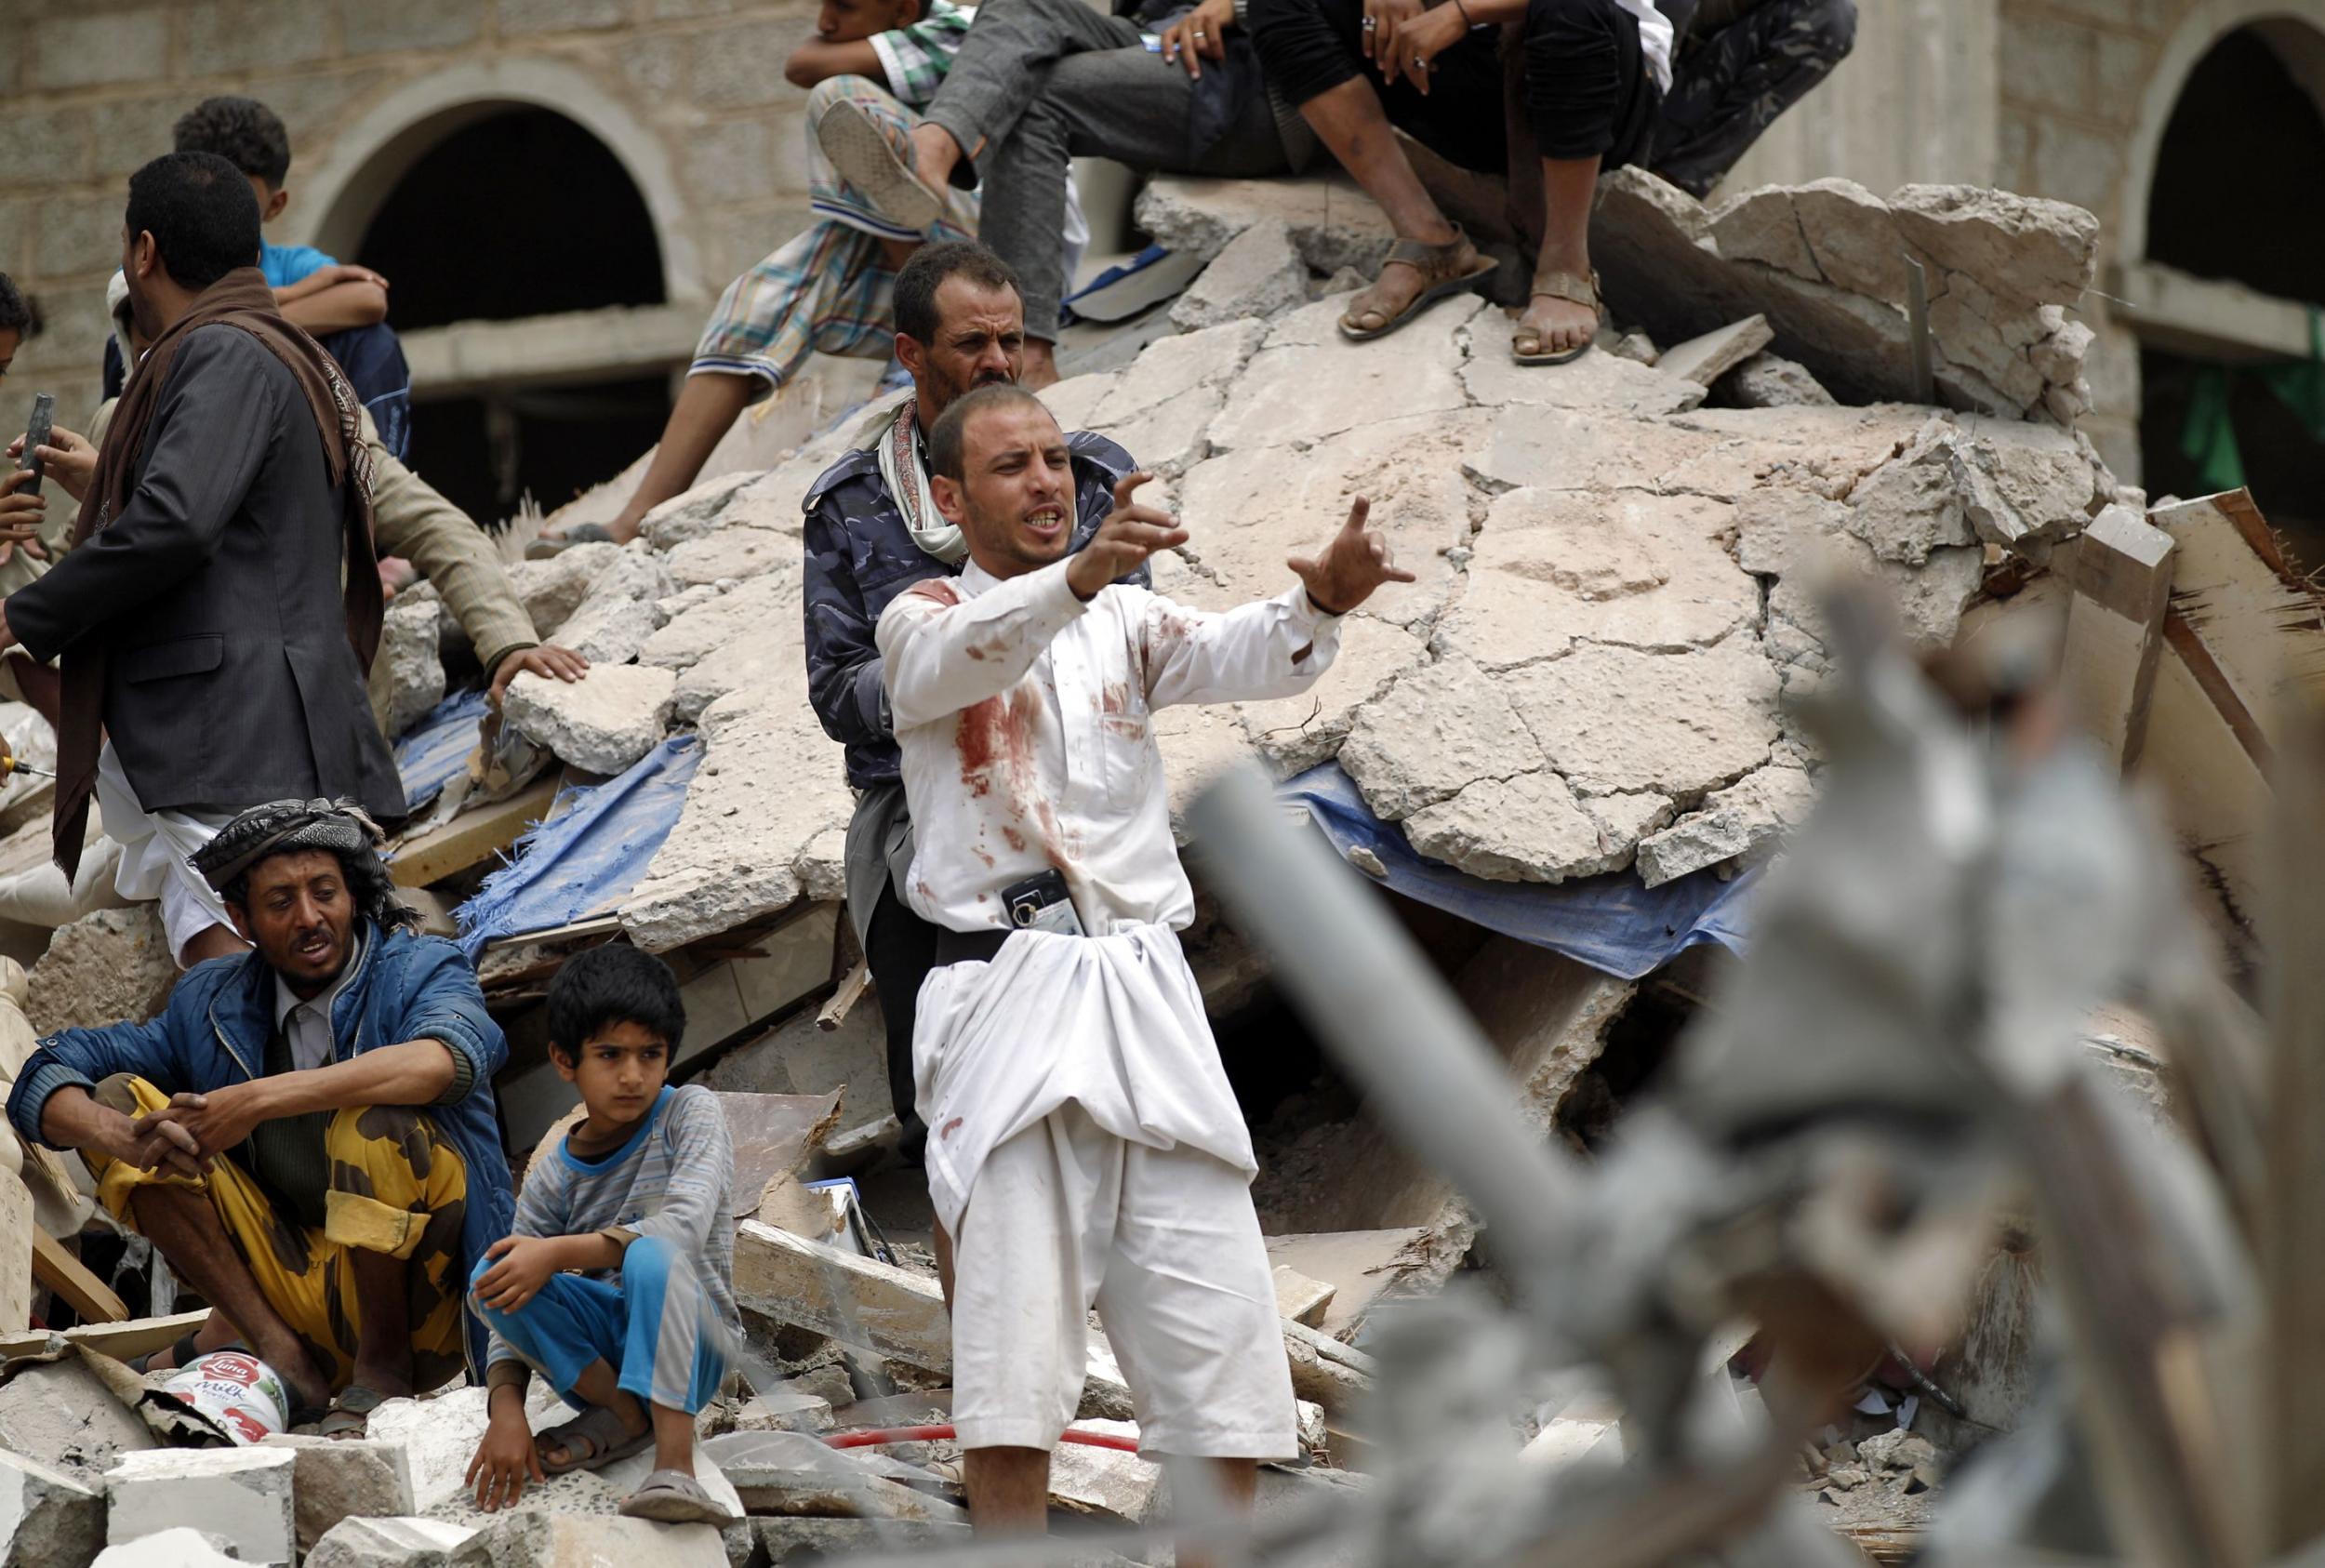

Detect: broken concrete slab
[1233, 612, 1429, 778]
[700, 1430, 965, 1523]
[1272, 1265, 1336, 1328]
[730, 1390, 836, 1435]
[476, 1513, 725, 1567]
[663, 525, 794, 590]
[1456, 327, 1707, 418]
[1436, 487, 1760, 672]
[1135, 173, 1395, 275]
[638, 571, 790, 676]
[510, 542, 623, 640]
[1634, 763, 1818, 886]
[379, 596, 448, 738]
[1655, 314, 1774, 388]
[26, 906, 176, 1034]
[1338, 656, 1546, 821]
[729, 1221, 952, 1378]
[1207, 296, 1484, 453]
[0, 1357, 157, 1483]
[0, 1449, 102, 1568]
[1096, 319, 1268, 428]
[1888, 183, 2099, 306]
[90, 1528, 246, 1568]
[2058, 503, 2177, 768]
[259, 1434, 416, 1554]
[549, 546, 677, 665]
[1263, 1230, 1434, 1340]
[742, 1517, 972, 1561]
[504, 663, 675, 775]
[619, 686, 852, 952]
[1502, 637, 1782, 800]
[305, 1517, 480, 1568]
[1170, 217, 1309, 333]
[1402, 770, 1639, 884]
[638, 470, 761, 551]
[104, 1445, 297, 1566]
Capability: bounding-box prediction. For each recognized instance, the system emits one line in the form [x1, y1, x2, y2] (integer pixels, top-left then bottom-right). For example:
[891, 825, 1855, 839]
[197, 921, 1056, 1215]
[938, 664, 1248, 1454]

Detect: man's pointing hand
[1287, 497, 1415, 616]
[1067, 472, 1188, 601]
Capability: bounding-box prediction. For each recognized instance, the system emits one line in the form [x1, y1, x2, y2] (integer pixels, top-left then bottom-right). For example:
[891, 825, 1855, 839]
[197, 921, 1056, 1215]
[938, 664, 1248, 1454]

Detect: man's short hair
[547, 945, 686, 1060]
[894, 241, 1020, 345]
[126, 153, 263, 292]
[174, 96, 293, 190]
[0, 274, 35, 339]
[928, 383, 1054, 482]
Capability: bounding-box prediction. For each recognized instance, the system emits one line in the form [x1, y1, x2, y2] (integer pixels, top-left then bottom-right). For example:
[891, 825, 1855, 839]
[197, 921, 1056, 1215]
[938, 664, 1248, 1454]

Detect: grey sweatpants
[923, 0, 1291, 335]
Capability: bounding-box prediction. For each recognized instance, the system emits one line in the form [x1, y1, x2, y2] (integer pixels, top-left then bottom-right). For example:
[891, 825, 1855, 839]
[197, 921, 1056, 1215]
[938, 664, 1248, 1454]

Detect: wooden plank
[31, 1229, 126, 1323]
[817, 962, 871, 1032]
[0, 1308, 210, 1362]
[2150, 490, 2325, 751]
[387, 776, 560, 888]
[2139, 645, 2272, 950]
[0, 1170, 28, 1335]
[2059, 506, 2176, 771]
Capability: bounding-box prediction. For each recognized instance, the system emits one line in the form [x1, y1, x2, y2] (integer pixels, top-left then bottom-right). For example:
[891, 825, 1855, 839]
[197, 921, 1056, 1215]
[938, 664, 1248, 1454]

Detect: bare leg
[345, 1246, 416, 1397]
[1020, 339, 1061, 392]
[603, 373, 759, 543]
[1296, 77, 1462, 328]
[126, 1184, 332, 1410]
[650, 1400, 697, 1477]
[1513, 154, 1603, 359]
[878, 237, 921, 272]
[908, 123, 963, 191]
[543, 1357, 651, 1467]
[963, 1445, 1050, 1535]
[1168, 1457, 1261, 1568]
[180, 924, 250, 967]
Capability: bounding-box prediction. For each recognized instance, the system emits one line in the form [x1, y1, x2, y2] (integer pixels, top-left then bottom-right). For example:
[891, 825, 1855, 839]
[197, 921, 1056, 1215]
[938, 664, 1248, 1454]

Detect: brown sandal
[1337, 227, 1498, 343]
[1513, 269, 1602, 365]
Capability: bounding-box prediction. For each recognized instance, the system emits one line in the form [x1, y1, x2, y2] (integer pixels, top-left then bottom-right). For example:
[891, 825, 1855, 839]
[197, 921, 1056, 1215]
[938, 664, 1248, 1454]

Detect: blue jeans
[469, 1236, 726, 1414]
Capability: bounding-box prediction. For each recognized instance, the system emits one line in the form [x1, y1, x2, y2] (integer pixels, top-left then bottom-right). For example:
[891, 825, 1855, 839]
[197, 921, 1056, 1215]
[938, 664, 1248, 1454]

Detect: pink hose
[825, 1423, 1141, 1454]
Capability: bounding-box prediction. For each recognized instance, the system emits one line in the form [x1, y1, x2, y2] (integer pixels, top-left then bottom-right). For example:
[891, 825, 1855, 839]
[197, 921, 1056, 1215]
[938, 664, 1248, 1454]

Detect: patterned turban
[191, 798, 389, 893]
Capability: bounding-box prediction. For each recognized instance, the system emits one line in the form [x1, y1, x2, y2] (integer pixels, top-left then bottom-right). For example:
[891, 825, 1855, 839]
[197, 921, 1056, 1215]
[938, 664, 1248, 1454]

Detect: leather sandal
[1513, 268, 1602, 365]
[1337, 227, 1498, 344]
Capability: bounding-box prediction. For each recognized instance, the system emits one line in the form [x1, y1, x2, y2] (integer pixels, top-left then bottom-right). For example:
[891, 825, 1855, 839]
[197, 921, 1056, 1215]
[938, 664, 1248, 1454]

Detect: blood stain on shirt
[909, 578, 962, 607]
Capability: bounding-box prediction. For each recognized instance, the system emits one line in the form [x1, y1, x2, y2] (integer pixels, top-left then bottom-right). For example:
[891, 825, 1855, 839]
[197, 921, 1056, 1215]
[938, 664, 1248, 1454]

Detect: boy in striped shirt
[464, 946, 739, 1524]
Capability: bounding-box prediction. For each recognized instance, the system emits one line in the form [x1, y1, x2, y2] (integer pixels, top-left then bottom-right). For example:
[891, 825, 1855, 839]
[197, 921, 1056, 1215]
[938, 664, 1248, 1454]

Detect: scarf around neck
[52, 267, 382, 880]
[876, 401, 966, 566]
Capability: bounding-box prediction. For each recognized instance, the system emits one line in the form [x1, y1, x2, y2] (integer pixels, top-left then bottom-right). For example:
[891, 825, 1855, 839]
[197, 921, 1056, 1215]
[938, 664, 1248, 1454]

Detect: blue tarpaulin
[393, 689, 490, 813]
[454, 736, 704, 959]
[1275, 764, 1753, 980]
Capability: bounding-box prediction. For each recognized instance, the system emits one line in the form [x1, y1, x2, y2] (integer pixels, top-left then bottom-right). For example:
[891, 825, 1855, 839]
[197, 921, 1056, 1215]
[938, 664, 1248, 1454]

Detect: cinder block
[103, 1446, 296, 1567]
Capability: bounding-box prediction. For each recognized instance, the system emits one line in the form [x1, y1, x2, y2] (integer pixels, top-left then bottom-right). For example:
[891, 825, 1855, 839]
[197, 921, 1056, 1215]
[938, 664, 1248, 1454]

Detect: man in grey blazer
[0, 153, 402, 968]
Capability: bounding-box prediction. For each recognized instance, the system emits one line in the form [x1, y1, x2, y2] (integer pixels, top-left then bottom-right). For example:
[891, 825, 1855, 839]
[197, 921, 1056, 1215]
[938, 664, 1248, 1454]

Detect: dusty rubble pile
[413, 170, 2114, 933]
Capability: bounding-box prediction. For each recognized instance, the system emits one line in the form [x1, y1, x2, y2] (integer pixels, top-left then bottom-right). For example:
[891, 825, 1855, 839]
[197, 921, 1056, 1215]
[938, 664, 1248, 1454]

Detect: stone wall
[1, 0, 822, 446]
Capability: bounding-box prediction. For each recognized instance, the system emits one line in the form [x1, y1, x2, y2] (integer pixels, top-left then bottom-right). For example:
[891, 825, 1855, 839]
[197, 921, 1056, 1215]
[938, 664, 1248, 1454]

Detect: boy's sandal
[817, 95, 946, 233]
[316, 1384, 394, 1440]
[619, 1469, 739, 1526]
[1337, 228, 1498, 343]
[524, 523, 616, 560]
[1513, 269, 1602, 365]
[537, 1406, 655, 1476]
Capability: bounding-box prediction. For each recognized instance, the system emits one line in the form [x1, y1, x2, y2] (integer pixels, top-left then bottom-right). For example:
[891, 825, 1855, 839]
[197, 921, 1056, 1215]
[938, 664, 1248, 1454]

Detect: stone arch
[288, 57, 705, 303]
[2119, 1, 2325, 261]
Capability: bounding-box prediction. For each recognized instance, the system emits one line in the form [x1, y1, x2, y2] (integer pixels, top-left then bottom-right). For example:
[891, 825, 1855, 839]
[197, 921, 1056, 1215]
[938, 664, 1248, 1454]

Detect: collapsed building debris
[14, 139, 2318, 1568]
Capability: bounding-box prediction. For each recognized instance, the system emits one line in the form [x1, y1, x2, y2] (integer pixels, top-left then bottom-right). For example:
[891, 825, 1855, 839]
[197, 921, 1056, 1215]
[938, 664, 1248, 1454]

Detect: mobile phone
[1003, 868, 1084, 936]
[19, 394, 53, 497]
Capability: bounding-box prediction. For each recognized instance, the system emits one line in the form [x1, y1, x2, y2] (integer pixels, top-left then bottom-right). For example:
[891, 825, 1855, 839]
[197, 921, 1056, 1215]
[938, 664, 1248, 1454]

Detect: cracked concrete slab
[1210, 295, 1484, 453]
[1503, 637, 1782, 800]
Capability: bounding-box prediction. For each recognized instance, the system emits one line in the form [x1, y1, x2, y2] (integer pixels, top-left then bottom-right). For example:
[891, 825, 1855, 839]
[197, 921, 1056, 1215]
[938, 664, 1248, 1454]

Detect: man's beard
[928, 360, 1015, 417]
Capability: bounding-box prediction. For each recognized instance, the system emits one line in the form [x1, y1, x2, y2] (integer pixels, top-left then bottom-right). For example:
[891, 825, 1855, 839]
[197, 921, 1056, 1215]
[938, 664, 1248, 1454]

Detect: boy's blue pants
[471, 1236, 725, 1414]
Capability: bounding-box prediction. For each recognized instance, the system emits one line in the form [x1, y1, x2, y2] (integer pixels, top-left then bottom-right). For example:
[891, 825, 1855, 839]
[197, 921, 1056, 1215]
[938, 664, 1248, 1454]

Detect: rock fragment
[379, 596, 447, 737]
[1339, 657, 1545, 820]
[1170, 217, 1309, 332]
[475, 1513, 725, 1568]
[1655, 313, 1774, 387]
[0, 1449, 103, 1568]
[305, 1516, 481, 1568]
[509, 542, 621, 639]
[27, 906, 176, 1034]
[1724, 352, 1836, 407]
[91, 1528, 246, 1567]
[1633, 764, 1817, 886]
[1888, 183, 2100, 305]
[1402, 771, 1636, 884]
[259, 1434, 416, 1554]
[638, 469, 759, 551]
[503, 663, 676, 775]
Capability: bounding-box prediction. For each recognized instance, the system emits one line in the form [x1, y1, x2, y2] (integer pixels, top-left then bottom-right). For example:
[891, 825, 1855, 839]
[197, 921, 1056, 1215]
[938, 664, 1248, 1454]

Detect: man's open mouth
[1023, 505, 1065, 542]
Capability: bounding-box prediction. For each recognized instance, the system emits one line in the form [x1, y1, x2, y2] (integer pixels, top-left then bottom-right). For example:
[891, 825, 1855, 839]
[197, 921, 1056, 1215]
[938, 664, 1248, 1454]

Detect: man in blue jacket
[804, 240, 1141, 1163]
[5, 798, 515, 1436]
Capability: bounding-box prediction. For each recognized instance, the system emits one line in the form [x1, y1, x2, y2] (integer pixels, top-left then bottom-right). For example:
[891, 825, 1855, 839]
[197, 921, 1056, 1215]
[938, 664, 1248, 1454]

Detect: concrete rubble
[0, 159, 2159, 1568]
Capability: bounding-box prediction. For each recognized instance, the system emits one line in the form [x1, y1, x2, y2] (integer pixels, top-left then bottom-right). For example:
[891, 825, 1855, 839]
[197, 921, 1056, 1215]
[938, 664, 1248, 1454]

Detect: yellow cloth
[87, 1074, 470, 1395]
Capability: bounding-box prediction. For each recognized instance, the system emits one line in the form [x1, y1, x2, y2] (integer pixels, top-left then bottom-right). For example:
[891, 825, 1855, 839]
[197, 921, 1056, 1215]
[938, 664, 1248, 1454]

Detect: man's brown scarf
[53, 267, 381, 879]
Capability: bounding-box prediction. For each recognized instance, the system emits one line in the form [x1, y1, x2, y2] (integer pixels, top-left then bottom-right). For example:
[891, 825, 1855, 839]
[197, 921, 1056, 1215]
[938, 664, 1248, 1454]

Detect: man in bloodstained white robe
[875, 381, 1414, 1549]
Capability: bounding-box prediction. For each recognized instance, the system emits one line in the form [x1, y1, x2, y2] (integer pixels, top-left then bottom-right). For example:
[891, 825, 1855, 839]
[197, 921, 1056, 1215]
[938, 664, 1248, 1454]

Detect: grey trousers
[923, 0, 1292, 335]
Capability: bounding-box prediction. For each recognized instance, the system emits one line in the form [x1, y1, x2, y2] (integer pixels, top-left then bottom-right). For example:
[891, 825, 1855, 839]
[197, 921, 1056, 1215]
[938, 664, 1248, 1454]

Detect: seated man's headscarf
[193, 798, 388, 893]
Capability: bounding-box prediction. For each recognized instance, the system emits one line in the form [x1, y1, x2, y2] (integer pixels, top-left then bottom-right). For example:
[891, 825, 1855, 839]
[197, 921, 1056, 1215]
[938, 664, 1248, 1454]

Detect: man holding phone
[874, 382, 1411, 1558]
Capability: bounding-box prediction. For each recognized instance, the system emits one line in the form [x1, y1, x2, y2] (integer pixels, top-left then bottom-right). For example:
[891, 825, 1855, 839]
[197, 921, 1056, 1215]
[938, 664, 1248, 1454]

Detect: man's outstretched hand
[1287, 497, 1414, 616]
[1067, 472, 1189, 601]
